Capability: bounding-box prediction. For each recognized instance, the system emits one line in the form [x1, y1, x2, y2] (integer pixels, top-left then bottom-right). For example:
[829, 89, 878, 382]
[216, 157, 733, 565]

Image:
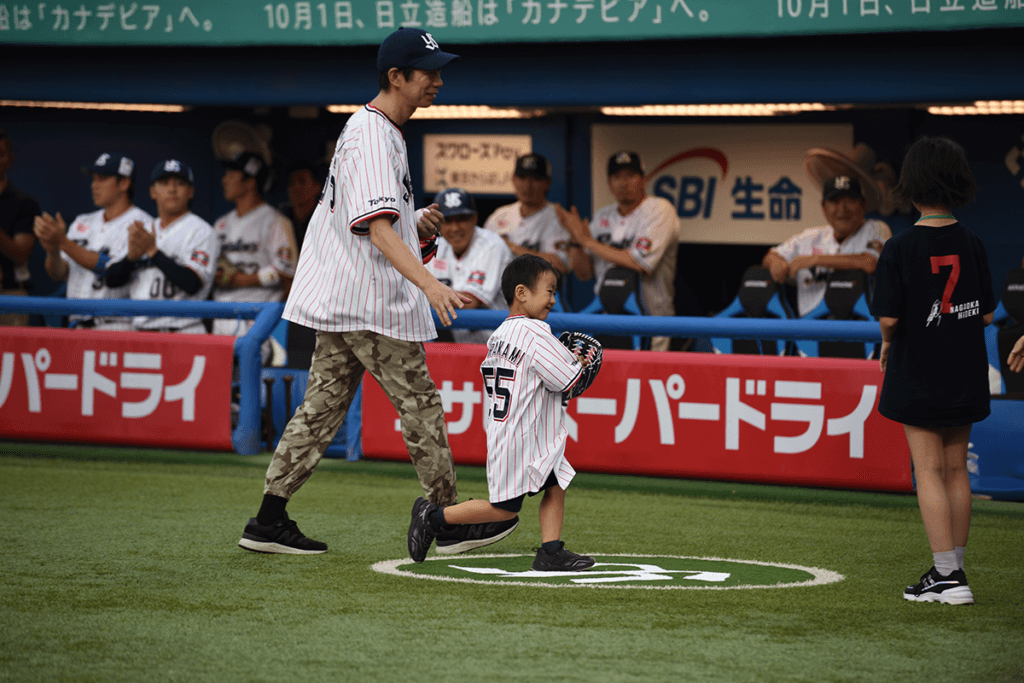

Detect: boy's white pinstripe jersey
[63, 205, 153, 329]
[283, 104, 435, 342]
[481, 315, 583, 503]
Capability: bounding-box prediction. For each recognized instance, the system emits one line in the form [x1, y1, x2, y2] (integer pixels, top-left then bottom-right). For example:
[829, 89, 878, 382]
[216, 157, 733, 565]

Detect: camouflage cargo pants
[264, 330, 457, 506]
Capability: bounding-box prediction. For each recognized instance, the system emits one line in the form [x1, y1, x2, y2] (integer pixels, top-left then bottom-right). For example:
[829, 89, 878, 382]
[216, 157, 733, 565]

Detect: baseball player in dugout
[483, 152, 591, 281]
[105, 159, 219, 333]
[34, 153, 153, 330]
[0, 128, 40, 327]
[237, 27, 518, 555]
[762, 144, 894, 317]
[212, 151, 298, 354]
[560, 151, 679, 351]
[408, 254, 601, 571]
[427, 187, 514, 343]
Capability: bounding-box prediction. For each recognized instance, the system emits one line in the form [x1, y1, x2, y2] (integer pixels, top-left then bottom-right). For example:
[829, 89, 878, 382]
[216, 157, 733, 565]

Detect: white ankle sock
[955, 546, 966, 571]
[934, 550, 958, 576]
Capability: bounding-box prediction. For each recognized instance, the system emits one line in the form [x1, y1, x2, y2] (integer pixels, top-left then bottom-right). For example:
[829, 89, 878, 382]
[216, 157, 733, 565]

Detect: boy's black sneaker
[238, 514, 327, 554]
[903, 566, 974, 605]
[435, 516, 520, 555]
[408, 497, 439, 563]
[531, 542, 595, 572]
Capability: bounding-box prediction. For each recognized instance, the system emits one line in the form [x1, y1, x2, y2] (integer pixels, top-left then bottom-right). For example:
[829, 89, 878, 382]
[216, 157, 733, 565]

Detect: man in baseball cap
[33, 152, 153, 329]
[763, 168, 892, 317]
[220, 151, 270, 193]
[483, 152, 590, 281]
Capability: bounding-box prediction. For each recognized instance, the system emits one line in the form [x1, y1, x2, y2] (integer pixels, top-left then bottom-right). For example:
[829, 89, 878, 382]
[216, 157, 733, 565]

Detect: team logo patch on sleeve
[468, 270, 486, 285]
[76, 222, 88, 233]
[636, 237, 653, 255]
[191, 250, 210, 267]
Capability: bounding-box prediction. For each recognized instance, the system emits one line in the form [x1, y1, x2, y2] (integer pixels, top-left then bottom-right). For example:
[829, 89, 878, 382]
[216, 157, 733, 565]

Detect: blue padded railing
[437, 308, 884, 342]
[0, 295, 282, 455]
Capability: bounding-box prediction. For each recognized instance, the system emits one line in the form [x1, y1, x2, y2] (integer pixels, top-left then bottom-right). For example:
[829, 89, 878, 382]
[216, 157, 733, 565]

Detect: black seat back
[733, 266, 783, 355]
[597, 267, 647, 350]
[819, 270, 872, 359]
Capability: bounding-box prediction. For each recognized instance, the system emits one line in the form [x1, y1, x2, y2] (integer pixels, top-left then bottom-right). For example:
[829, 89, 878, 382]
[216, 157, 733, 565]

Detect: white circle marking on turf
[371, 553, 845, 590]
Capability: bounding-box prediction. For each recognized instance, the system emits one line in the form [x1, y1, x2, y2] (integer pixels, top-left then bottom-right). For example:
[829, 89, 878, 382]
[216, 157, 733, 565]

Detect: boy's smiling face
[515, 270, 559, 321]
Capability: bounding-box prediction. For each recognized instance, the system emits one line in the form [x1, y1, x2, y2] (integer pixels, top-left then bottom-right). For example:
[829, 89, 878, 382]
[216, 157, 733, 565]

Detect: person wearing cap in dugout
[212, 150, 298, 348]
[762, 144, 893, 317]
[560, 150, 679, 351]
[33, 153, 154, 330]
[105, 159, 219, 333]
[427, 187, 514, 343]
[483, 152, 590, 281]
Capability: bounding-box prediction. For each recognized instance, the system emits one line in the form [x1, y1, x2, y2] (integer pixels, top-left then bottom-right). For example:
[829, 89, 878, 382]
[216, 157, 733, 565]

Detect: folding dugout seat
[710, 266, 793, 355]
[575, 266, 648, 350]
[793, 270, 876, 359]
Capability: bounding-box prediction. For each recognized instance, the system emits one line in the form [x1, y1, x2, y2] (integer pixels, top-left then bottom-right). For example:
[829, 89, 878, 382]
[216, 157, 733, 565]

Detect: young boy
[407, 254, 596, 571]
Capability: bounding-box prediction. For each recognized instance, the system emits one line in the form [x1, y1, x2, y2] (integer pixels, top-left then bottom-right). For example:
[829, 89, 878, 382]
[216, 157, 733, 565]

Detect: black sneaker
[903, 566, 974, 605]
[531, 542, 595, 572]
[238, 514, 327, 554]
[408, 497, 439, 563]
[435, 516, 520, 555]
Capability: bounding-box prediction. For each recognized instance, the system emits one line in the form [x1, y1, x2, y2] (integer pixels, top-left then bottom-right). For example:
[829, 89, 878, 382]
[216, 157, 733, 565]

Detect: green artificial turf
[1, 443, 1022, 683]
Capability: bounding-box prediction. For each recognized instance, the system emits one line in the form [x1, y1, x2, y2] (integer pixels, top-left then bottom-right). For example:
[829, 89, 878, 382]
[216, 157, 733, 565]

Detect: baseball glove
[420, 234, 438, 265]
[215, 257, 238, 288]
[558, 331, 603, 401]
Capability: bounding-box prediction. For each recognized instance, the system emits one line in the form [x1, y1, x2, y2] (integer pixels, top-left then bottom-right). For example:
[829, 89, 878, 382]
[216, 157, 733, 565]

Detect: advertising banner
[422, 134, 533, 194]
[1, 1, 1019, 46]
[591, 123, 854, 246]
[0, 327, 234, 450]
[361, 343, 913, 493]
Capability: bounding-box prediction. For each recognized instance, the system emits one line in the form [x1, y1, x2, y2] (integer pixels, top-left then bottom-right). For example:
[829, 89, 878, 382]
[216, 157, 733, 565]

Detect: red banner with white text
[362, 344, 913, 493]
[0, 328, 234, 450]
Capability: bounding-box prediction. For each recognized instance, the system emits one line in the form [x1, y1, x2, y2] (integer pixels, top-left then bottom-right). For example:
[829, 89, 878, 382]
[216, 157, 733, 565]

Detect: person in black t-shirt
[871, 136, 995, 606]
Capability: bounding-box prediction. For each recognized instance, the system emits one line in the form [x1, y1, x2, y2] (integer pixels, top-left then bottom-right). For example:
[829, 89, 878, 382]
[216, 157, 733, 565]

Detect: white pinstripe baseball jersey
[771, 219, 891, 316]
[590, 196, 679, 317]
[63, 205, 153, 329]
[212, 203, 298, 336]
[481, 315, 583, 503]
[128, 212, 219, 331]
[428, 227, 513, 343]
[283, 104, 435, 342]
[482, 202, 571, 268]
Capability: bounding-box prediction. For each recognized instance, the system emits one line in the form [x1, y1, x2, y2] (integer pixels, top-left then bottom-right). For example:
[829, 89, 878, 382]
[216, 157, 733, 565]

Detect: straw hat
[804, 143, 897, 215]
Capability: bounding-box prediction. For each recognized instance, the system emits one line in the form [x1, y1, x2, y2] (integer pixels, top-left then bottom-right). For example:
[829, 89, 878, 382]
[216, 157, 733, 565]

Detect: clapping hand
[33, 212, 67, 252]
[127, 221, 157, 261]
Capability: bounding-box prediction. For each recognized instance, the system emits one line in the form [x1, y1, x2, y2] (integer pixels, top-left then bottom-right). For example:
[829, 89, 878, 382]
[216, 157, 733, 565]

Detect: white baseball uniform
[126, 212, 219, 332]
[481, 315, 583, 503]
[212, 202, 298, 337]
[590, 196, 679, 318]
[284, 104, 435, 342]
[483, 202, 571, 268]
[771, 219, 891, 316]
[428, 227, 513, 343]
[62, 205, 153, 330]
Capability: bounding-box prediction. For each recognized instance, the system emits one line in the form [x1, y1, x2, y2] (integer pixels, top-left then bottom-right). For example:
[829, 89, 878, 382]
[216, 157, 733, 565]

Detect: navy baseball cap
[514, 153, 551, 180]
[377, 28, 459, 72]
[433, 188, 477, 218]
[87, 152, 135, 178]
[150, 159, 195, 186]
[822, 174, 864, 202]
[221, 151, 269, 187]
[607, 151, 644, 177]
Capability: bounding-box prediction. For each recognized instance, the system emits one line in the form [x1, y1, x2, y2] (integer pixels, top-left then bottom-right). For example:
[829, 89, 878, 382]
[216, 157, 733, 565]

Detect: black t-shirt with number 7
[871, 222, 996, 428]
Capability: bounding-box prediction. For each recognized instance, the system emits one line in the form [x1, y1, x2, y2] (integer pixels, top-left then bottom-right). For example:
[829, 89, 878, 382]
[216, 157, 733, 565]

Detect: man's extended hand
[423, 279, 472, 327]
[555, 204, 591, 245]
[787, 254, 818, 278]
[1008, 334, 1024, 374]
[417, 203, 444, 239]
[33, 212, 67, 252]
[127, 221, 157, 261]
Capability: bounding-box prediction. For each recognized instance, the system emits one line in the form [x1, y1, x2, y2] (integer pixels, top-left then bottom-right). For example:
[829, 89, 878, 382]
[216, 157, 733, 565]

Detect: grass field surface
[1, 442, 1022, 683]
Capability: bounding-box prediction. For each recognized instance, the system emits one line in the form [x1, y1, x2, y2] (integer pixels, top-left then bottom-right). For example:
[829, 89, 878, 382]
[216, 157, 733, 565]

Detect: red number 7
[930, 255, 960, 314]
